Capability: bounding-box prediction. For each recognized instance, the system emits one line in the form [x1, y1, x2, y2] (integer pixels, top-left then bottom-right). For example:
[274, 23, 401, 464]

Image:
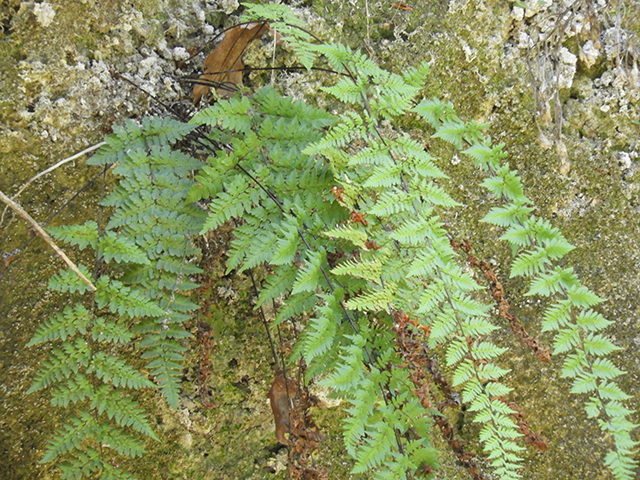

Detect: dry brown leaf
[193, 22, 269, 104]
[267, 369, 298, 445]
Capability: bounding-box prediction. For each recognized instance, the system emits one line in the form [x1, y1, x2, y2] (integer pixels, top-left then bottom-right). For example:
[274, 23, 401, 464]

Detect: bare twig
[0, 189, 96, 291]
[0, 141, 106, 228]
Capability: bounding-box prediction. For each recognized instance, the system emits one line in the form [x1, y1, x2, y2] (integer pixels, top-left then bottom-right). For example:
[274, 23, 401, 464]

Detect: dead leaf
[267, 369, 298, 445]
[390, 2, 412, 10]
[193, 22, 269, 104]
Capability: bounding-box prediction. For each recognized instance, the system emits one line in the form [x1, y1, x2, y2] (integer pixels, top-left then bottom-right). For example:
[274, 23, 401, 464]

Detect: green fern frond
[509, 246, 551, 277]
[90, 386, 158, 440]
[88, 352, 156, 390]
[322, 77, 366, 105]
[95, 278, 165, 318]
[321, 335, 367, 392]
[88, 117, 195, 166]
[343, 380, 377, 456]
[462, 142, 507, 169]
[91, 317, 133, 344]
[412, 98, 457, 127]
[28, 338, 91, 393]
[481, 202, 534, 227]
[301, 300, 340, 364]
[304, 111, 367, 154]
[256, 265, 297, 307]
[391, 216, 444, 246]
[98, 423, 146, 458]
[146, 353, 183, 409]
[402, 62, 430, 87]
[27, 304, 90, 345]
[190, 96, 253, 133]
[331, 257, 382, 283]
[368, 189, 416, 217]
[200, 175, 255, 233]
[48, 264, 94, 294]
[240, 1, 305, 26]
[344, 282, 396, 312]
[48, 221, 98, 250]
[566, 284, 605, 308]
[362, 164, 403, 188]
[41, 410, 98, 463]
[98, 232, 151, 265]
[291, 251, 325, 294]
[323, 224, 368, 248]
[50, 374, 94, 407]
[352, 421, 397, 474]
[270, 218, 300, 265]
[274, 291, 317, 326]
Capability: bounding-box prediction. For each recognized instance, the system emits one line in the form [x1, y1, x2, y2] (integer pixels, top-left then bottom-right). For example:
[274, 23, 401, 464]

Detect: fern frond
[27, 338, 91, 393]
[200, 175, 255, 233]
[27, 304, 90, 345]
[95, 278, 165, 318]
[50, 374, 94, 407]
[304, 112, 367, 154]
[412, 98, 457, 127]
[321, 334, 366, 392]
[481, 202, 535, 227]
[87, 352, 156, 390]
[342, 380, 377, 456]
[41, 410, 98, 463]
[322, 77, 366, 105]
[274, 291, 317, 326]
[48, 221, 98, 250]
[98, 232, 151, 265]
[270, 217, 300, 265]
[91, 317, 133, 344]
[147, 354, 183, 409]
[368, 189, 416, 217]
[391, 216, 444, 246]
[323, 224, 368, 248]
[98, 423, 146, 458]
[240, 2, 306, 26]
[90, 386, 158, 440]
[301, 300, 340, 364]
[351, 421, 397, 474]
[88, 117, 195, 166]
[139, 337, 186, 408]
[190, 96, 253, 133]
[344, 282, 396, 312]
[331, 257, 382, 283]
[291, 251, 325, 294]
[509, 246, 551, 278]
[256, 264, 297, 307]
[48, 264, 95, 294]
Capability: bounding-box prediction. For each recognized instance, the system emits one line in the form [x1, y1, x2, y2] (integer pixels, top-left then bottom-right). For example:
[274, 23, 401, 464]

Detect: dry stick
[0, 141, 106, 228]
[0, 189, 96, 291]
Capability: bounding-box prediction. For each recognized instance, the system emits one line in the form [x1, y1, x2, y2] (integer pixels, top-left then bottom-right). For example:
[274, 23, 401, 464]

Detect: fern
[26, 115, 204, 478]
[421, 107, 640, 479]
[23, 3, 638, 478]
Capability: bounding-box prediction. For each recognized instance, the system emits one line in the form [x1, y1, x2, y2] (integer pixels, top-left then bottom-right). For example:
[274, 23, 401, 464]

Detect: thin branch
[0, 189, 96, 291]
[0, 142, 106, 228]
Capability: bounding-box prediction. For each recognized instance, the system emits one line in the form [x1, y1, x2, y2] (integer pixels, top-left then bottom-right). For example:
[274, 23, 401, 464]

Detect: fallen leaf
[390, 2, 412, 10]
[193, 22, 269, 104]
[267, 369, 299, 445]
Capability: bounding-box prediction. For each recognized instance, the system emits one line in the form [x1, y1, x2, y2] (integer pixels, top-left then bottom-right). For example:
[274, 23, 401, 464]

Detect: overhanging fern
[21, 3, 638, 479]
